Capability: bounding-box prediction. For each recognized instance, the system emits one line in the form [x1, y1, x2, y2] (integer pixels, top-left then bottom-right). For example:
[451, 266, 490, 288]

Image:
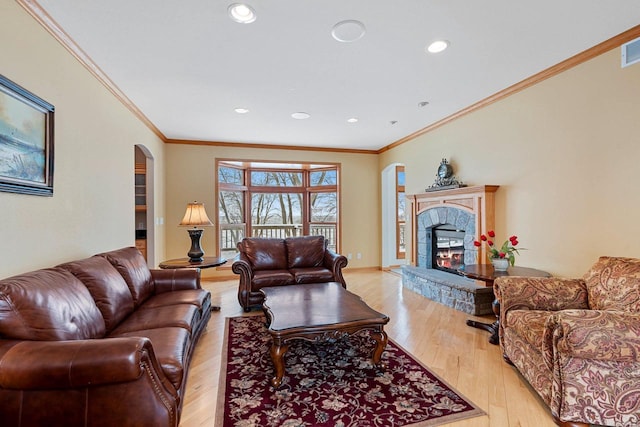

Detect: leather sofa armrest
[232, 258, 252, 279]
[495, 277, 588, 319]
[0, 337, 174, 393]
[151, 268, 200, 293]
[233, 258, 254, 309]
[543, 310, 640, 364]
[323, 250, 348, 288]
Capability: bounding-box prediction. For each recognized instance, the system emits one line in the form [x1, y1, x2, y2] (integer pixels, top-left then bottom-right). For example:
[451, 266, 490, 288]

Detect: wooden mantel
[406, 185, 499, 266]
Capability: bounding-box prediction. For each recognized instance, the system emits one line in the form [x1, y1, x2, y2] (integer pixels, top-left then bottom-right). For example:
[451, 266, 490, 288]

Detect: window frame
[216, 159, 341, 259]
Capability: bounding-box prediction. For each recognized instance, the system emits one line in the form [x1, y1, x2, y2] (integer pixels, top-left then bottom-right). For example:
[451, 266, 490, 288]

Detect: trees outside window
[217, 161, 339, 259]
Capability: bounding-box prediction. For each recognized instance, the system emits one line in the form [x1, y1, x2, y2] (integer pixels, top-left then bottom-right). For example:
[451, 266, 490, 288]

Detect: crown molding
[17, 0, 166, 141]
[378, 24, 640, 154]
[165, 139, 378, 155]
[18, 1, 640, 156]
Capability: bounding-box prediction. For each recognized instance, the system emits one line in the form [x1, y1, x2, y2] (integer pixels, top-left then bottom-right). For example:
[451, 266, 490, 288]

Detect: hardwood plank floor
[179, 269, 559, 427]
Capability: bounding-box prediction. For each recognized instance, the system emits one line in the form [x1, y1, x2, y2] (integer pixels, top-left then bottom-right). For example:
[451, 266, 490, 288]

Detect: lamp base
[186, 229, 205, 263]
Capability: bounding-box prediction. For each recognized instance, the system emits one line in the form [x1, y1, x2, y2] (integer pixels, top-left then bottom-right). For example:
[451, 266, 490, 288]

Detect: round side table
[459, 264, 551, 345]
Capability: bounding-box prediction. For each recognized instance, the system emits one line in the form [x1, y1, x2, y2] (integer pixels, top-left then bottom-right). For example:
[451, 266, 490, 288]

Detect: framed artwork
[0, 74, 54, 196]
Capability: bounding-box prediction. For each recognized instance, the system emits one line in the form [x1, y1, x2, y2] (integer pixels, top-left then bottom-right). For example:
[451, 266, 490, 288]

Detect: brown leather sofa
[0, 247, 211, 427]
[232, 235, 348, 311]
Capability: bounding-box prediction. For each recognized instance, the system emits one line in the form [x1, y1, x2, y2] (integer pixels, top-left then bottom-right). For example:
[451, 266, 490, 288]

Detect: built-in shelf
[135, 166, 146, 211]
[135, 161, 147, 260]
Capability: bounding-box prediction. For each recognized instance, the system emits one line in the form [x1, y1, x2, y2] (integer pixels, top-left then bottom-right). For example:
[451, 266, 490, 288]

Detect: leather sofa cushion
[583, 256, 640, 312]
[108, 304, 199, 335]
[0, 268, 106, 340]
[141, 289, 210, 311]
[112, 327, 190, 390]
[100, 247, 153, 308]
[59, 256, 135, 332]
[252, 270, 295, 290]
[291, 267, 334, 284]
[243, 238, 287, 270]
[286, 235, 325, 269]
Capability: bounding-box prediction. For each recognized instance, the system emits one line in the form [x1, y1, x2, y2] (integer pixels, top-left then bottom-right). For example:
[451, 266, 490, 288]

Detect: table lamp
[179, 201, 213, 262]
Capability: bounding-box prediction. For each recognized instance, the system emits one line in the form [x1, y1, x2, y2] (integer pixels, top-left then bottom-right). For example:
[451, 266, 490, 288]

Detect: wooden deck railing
[220, 224, 337, 254]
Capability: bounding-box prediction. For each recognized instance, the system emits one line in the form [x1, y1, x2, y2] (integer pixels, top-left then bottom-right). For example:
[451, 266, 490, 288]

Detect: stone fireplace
[417, 207, 477, 272]
[402, 185, 499, 315]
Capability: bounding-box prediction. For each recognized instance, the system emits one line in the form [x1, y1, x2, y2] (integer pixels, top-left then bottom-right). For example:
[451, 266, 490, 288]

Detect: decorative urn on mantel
[425, 158, 465, 192]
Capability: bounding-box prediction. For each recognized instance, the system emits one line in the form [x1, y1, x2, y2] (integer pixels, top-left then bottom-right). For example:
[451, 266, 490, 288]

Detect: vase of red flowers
[491, 258, 510, 271]
[473, 230, 523, 271]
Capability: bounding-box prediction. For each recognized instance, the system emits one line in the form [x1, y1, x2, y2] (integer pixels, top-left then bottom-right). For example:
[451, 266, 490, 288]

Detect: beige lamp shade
[179, 202, 213, 228]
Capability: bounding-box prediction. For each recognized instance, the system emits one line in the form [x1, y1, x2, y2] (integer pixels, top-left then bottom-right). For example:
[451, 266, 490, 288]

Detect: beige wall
[380, 48, 640, 277]
[164, 144, 379, 277]
[0, 2, 166, 278]
[3, 0, 638, 282]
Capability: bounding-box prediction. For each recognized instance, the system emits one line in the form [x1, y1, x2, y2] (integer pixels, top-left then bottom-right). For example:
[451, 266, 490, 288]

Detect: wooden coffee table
[261, 282, 390, 388]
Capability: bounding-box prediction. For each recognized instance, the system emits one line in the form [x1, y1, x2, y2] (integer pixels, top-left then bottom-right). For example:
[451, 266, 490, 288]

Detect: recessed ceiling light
[228, 3, 256, 24]
[234, 108, 250, 114]
[331, 20, 366, 42]
[418, 101, 429, 107]
[347, 117, 358, 123]
[426, 40, 449, 54]
[390, 120, 398, 125]
[291, 112, 310, 120]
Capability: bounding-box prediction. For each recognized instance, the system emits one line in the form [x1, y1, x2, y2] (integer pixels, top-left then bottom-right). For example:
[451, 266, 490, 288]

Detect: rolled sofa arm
[0, 337, 174, 392]
[231, 258, 252, 282]
[152, 268, 201, 293]
[324, 250, 348, 288]
[495, 277, 588, 316]
[0, 337, 179, 426]
[543, 310, 640, 364]
[232, 258, 253, 308]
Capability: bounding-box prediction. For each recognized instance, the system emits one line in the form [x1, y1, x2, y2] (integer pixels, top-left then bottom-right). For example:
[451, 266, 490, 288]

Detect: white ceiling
[29, 1, 640, 151]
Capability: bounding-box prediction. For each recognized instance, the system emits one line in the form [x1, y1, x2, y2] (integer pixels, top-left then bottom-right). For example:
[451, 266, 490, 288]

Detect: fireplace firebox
[428, 224, 466, 273]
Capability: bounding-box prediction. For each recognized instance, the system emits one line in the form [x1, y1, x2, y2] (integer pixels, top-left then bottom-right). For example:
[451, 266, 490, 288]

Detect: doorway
[134, 145, 155, 267]
[381, 163, 405, 269]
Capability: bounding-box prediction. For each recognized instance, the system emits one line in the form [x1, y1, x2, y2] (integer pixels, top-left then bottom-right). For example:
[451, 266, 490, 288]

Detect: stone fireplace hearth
[402, 185, 499, 315]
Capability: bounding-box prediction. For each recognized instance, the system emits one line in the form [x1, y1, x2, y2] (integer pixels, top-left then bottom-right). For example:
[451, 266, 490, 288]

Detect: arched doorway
[134, 145, 155, 267]
[381, 162, 405, 269]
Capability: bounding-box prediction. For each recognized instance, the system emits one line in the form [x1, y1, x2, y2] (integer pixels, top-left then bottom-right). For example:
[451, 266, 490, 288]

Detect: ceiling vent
[621, 37, 640, 68]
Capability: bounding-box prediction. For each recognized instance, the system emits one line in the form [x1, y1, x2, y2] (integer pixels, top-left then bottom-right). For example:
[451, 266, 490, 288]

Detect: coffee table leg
[370, 329, 388, 369]
[269, 339, 289, 388]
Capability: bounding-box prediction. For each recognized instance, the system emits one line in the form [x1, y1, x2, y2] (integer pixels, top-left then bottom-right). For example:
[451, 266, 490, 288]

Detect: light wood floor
[179, 269, 559, 427]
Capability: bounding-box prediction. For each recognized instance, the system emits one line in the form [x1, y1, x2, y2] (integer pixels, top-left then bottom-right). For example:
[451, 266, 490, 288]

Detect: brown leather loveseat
[232, 235, 348, 311]
[0, 247, 211, 427]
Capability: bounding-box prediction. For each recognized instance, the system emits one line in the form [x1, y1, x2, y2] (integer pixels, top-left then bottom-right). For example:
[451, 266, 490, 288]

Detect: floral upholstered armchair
[494, 256, 640, 427]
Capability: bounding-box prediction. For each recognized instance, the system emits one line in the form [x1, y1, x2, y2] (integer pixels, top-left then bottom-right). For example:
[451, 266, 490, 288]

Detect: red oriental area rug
[215, 315, 485, 427]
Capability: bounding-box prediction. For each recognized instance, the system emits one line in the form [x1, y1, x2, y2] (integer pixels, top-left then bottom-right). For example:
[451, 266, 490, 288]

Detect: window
[217, 161, 340, 259]
[396, 165, 405, 259]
